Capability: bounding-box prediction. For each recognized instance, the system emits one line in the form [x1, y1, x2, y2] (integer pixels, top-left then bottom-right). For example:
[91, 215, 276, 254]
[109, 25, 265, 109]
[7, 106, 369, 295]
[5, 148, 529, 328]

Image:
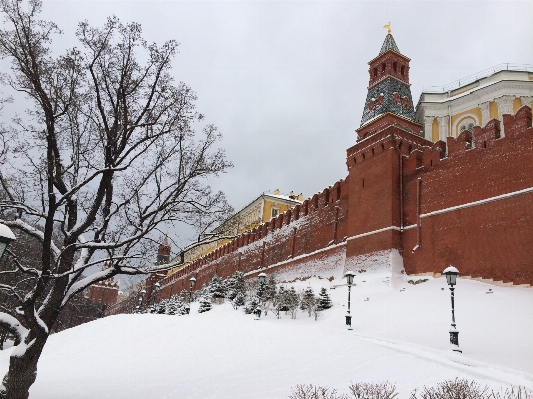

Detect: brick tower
[344, 30, 432, 274]
[357, 32, 422, 140]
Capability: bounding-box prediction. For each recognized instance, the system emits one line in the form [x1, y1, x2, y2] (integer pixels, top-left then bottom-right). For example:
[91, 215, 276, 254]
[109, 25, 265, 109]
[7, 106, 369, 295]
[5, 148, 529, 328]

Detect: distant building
[86, 262, 119, 308]
[168, 190, 303, 275]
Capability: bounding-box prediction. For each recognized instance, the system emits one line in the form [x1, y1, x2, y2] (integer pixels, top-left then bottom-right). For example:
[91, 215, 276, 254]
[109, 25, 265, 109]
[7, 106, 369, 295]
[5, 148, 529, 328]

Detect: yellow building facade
[168, 190, 303, 275]
[415, 66, 533, 141]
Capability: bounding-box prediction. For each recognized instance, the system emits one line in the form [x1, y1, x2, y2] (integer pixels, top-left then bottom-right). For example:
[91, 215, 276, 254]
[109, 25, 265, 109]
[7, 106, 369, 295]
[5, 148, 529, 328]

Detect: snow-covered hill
[1, 268, 532, 398]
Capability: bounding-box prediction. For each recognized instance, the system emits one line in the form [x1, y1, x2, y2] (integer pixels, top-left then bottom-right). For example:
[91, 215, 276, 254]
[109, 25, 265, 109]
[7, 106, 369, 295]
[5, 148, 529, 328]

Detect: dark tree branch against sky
[0, 0, 231, 397]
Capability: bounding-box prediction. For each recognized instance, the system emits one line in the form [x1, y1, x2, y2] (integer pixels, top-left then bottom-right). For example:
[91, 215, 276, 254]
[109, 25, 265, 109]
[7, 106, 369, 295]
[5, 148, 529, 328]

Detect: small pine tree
[198, 295, 212, 313]
[209, 275, 226, 299]
[244, 295, 259, 314]
[277, 286, 290, 312]
[232, 291, 246, 309]
[286, 286, 300, 319]
[166, 296, 179, 315]
[318, 287, 332, 310]
[156, 299, 169, 314]
[226, 271, 246, 300]
[300, 287, 316, 317]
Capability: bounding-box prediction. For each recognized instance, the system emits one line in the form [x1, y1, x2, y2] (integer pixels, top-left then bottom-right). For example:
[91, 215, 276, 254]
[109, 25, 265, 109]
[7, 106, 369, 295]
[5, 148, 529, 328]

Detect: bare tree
[0, 1, 232, 397]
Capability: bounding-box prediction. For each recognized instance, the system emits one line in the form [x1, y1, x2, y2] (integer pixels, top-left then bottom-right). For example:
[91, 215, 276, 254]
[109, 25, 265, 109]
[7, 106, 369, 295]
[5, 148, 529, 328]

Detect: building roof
[379, 34, 400, 55]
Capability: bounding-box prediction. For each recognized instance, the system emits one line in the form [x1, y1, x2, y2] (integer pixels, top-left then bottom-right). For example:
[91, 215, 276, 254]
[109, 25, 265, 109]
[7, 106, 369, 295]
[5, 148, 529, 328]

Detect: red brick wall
[154, 106, 533, 303]
[402, 107, 533, 284]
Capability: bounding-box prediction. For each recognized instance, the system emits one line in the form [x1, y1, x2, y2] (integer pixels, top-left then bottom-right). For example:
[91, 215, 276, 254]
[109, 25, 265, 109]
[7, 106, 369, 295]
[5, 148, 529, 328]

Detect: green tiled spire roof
[379, 34, 400, 55]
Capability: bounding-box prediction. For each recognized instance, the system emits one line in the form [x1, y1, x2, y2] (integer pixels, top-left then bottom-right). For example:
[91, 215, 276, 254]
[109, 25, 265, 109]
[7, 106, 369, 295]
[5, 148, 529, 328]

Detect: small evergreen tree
[301, 287, 316, 317]
[157, 299, 169, 314]
[244, 295, 260, 314]
[166, 296, 180, 315]
[226, 271, 246, 300]
[209, 275, 226, 299]
[198, 295, 212, 313]
[276, 286, 290, 312]
[286, 286, 300, 319]
[232, 292, 246, 309]
[318, 287, 332, 310]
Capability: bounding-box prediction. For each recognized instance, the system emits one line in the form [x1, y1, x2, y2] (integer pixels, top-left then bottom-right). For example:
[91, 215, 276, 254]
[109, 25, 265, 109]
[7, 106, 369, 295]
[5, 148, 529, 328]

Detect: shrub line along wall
[150, 107, 533, 303]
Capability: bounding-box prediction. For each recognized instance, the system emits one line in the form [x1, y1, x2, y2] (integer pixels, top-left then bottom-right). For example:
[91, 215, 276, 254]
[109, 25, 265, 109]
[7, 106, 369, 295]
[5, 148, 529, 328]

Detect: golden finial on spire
[384, 22, 391, 35]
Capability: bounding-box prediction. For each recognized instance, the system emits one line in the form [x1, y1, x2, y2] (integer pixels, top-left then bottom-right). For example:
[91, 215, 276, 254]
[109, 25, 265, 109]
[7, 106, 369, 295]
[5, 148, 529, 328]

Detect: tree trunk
[0, 335, 47, 399]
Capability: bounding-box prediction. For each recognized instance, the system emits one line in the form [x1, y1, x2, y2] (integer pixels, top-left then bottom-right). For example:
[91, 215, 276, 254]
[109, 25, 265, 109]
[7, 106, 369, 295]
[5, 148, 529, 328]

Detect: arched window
[401, 65, 405, 75]
[381, 62, 386, 72]
[393, 61, 397, 72]
[459, 117, 476, 135]
[373, 67, 378, 78]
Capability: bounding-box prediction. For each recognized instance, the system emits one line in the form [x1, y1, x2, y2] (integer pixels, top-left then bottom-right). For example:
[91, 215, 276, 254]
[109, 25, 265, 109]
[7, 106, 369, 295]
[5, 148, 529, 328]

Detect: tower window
[373, 67, 378, 78]
[393, 61, 397, 72]
[381, 62, 386, 72]
[401, 65, 405, 75]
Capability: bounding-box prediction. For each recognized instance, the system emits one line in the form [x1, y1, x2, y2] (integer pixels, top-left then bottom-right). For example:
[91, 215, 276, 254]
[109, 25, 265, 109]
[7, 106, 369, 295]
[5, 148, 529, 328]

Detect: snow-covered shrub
[286, 286, 300, 319]
[244, 295, 259, 314]
[225, 271, 246, 301]
[300, 287, 316, 316]
[232, 292, 246, 309]
[490, 387, 533, 399]
[409, 378, 492, 399]
[157, 299, 169, 314]
[318, 288, 332, 310]
[198, 295, 212, 313]
[349, 381, 398, 399]
[288, 384, 348, 399]
[209, 275, 226, 300]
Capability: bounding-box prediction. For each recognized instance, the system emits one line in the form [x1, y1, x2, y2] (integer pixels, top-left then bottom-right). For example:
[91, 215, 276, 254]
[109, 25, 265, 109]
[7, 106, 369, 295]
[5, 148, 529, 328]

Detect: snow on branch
[0, 312, 28, 346]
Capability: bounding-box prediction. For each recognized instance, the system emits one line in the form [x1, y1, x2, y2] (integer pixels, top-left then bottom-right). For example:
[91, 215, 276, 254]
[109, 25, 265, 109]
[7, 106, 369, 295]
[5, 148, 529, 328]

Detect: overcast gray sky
[13, 1, 533, 251]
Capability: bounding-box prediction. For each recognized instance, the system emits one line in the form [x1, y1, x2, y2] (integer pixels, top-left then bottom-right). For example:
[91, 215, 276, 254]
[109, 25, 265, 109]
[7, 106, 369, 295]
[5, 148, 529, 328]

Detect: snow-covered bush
[232, 292, 246, 309]
[409, 378, 488, 399]
[288, 384, 348, 399]
[225, 271, 246, 301]
[244, 295, 259, 315]
[198, 295, 212, 313]
[209, 275, 226, 300]
[349, 381, 398, 399]
[318, 288, 332, 310]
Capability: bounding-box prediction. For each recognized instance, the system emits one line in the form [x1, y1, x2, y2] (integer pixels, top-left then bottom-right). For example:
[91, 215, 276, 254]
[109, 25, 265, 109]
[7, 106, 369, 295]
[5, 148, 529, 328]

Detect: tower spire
[356, 31, 421, 140]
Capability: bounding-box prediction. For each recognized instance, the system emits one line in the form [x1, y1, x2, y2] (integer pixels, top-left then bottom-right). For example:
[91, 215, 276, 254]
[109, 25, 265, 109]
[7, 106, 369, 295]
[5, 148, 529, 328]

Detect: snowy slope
[1, 269, 532, 398]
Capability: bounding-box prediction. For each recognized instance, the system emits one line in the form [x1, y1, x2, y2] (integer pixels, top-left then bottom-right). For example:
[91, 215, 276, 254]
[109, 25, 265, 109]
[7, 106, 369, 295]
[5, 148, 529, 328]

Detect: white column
[494, 95, 515, 136]
[437, 116, 450, 141]
[424, 116, 435, 141]
[520, 96, 533, 109]
[479, 101, 490, 127]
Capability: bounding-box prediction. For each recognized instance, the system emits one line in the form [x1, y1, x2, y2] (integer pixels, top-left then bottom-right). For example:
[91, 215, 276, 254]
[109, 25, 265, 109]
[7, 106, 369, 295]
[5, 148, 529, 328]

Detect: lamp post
[153, 282, 160, 308]
[136, 289, 146, 313]
[0, 223, 16, 263]
[345, 271, 355, 330]
[443, 266, 461, 353]
[189, 277, 196, 305]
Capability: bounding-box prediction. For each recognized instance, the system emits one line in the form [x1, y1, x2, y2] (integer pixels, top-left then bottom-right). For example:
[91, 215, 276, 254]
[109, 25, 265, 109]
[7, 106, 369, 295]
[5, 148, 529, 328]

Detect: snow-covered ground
[1, 267, 532, 398]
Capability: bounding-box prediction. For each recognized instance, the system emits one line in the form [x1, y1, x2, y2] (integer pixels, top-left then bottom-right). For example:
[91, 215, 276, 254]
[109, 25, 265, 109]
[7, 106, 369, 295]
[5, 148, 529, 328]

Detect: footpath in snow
[1, 264, 532, 398]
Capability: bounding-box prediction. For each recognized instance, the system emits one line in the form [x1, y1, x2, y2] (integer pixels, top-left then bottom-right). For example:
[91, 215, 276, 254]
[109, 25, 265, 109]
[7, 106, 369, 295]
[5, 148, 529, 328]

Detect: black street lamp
[0, 223, 16, 263]
[153, 282, 160, 308]
[136, 289, 146, 313]
[345, 271, 355, 330]
[443, 266, 462, 353]
[189, 277, 196, 306]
